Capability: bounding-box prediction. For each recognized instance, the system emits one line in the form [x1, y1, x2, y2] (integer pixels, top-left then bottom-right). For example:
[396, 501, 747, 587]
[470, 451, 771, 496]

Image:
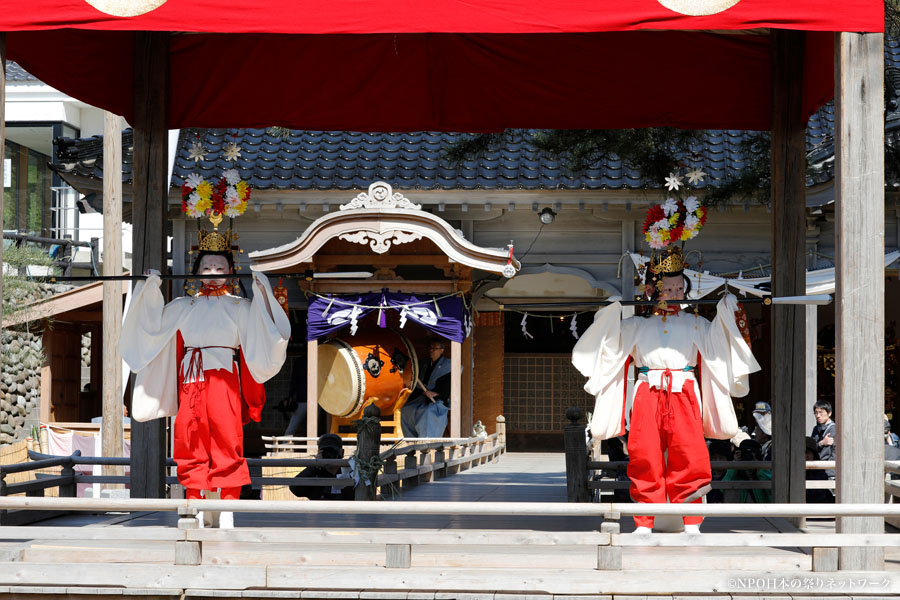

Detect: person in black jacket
[400, 339, 452, 438]
[811, 400, 836, 478]
[289, 434, 353, 500]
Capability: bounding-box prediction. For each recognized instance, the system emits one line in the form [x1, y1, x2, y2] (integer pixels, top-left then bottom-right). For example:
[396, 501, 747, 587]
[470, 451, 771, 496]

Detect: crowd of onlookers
[603, 399, 898, 504]
[704, 400, 898, 504]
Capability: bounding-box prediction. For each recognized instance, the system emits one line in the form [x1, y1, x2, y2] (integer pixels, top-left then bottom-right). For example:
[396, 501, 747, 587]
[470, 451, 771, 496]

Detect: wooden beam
[769, 29, 807, 508]
[450, 340, 461, 438]
[102, 111, 125, 483]
[313, 255, 450, 267]
[40, 332, 52, 424]
[129, 31, 169, 499]
[307, 339, 318, 441]
[834, 31, 885, 571]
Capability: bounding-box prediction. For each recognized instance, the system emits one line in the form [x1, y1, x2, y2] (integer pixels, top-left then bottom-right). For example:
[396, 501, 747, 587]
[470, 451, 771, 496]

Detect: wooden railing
[0, 411, 506, 523]
[564, 405, 900, 504]
[0, 496, 897, 574]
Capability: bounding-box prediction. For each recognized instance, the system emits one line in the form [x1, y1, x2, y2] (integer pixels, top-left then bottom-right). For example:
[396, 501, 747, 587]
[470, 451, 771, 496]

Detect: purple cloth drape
[306, 291, 469, 343]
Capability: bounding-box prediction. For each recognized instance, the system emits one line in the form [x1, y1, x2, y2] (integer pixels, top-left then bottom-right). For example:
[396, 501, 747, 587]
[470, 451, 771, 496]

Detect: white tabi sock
[683, 524, 701, 535]
[218, 511, 234, 529]
[633, 526, 652, 535]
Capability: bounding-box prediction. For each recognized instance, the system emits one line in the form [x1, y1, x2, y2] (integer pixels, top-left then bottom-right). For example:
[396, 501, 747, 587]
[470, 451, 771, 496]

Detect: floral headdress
[642, 169, 707, 250]
[181, 168, 251, 294]
[182, 168, 250, 220]
[638, 168, 707, 303]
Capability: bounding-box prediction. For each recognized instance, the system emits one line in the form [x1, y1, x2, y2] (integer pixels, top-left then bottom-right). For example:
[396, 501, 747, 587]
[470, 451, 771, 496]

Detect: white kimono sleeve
[572, 301, 633, 441]
[698, 294, 762, 439]
[119, 274, 186, 422]
[238, 271, 292, 383]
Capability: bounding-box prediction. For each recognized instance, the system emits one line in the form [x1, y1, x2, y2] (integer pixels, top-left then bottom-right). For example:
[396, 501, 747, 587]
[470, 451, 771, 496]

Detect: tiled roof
[171, 128, 785, 192]
[4, 61, 39, 82]
[51, 129, 134, 189]
[53, 120, 831, 195]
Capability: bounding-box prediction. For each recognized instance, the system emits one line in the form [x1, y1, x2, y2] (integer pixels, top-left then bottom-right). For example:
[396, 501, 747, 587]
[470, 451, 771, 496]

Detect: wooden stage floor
[1, 453, 898, 599]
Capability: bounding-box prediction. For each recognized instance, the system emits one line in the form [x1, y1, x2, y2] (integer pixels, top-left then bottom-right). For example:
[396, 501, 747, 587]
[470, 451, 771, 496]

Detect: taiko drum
[316, 328, 419, 418]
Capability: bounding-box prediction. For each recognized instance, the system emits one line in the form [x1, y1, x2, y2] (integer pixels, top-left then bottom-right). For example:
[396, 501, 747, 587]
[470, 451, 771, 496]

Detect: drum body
[317, 328, 419, 418]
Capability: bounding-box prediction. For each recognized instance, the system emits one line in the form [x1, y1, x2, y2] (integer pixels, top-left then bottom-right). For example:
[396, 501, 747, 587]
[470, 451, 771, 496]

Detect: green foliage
[445, 129, 770, 206]
[2, 243, 60, 324]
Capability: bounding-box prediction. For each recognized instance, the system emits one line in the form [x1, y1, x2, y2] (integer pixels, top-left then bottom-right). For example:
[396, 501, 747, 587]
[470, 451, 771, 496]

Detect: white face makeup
[197, 254, 231, 288]
[659, 275, 686, 302]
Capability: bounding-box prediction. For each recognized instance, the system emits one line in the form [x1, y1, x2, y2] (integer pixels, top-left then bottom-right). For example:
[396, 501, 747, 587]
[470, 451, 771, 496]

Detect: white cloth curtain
[628, 250, 900, 299]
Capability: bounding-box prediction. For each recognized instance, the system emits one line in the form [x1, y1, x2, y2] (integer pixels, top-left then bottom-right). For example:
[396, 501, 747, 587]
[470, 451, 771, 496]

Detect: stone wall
[0, 330, 43, 445]
[1, 282, 75, 445]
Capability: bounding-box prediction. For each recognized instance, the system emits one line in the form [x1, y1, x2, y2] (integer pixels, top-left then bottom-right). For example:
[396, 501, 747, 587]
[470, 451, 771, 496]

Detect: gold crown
[197, 228, 233, 252]
[649, 246, 687, 274]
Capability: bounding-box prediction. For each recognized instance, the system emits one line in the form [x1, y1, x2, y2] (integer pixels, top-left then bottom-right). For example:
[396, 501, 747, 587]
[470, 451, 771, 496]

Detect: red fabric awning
[0, 1, 883, 34]
[1, 1, 884, 131]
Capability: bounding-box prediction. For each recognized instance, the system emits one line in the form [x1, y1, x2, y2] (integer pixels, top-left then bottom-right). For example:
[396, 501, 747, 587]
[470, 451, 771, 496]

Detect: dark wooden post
[380, 455, 398, 499]
[564, 406, 590, 503]
[834, 31, 885, 571]
[770, 30, 808, 509]
[59, 458, 76, 498]
[129, 31, 170, 499]
[354, 403, 382, 501]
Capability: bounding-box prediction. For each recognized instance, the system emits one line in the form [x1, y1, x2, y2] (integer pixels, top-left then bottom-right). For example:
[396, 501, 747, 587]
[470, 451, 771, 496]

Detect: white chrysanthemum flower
[654, 219, 670, 231]
[188, 191, 200, 206]
[664, 172, 683, 191]
[685, 168, 707, 185]
[185, 173, 204, 189]
[223, 169, 241, 185]
[662, 197, 679, 217]
[685, 214, 700, 228]
[224, 186, 239, 201]
[684, 196, 700, 213]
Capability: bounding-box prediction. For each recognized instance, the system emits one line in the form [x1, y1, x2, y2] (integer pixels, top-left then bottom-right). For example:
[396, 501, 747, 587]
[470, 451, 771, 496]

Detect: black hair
[191, 251, 246, 295]
[707, 440, 733, 460]
[738, 439, 763, 461]
[814, 400, 833, 415]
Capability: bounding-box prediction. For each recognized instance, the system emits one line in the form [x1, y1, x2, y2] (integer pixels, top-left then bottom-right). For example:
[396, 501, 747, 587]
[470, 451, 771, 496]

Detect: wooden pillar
[805, 233, 819, 434]
[450, 340, 461, 438]
[620, 220, 635, 317]
[171, 218, 186, 297]
[130, 32, 169, 499]
[306, 339, 318, 441]
[102, 112, 124, 480]
[769, 30, 808, 507]
[834, 31, 885, 571]
[804, 305, 818, 433]
[462, 335, 474, 436]
[40, 331, 52, 424]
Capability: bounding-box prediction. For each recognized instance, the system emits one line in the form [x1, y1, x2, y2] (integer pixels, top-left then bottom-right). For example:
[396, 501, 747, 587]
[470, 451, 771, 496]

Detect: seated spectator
[885, 414, 899, 447]
[751, 401, 773, 460]
[805, 436, 834, 503]
[707, 440, 740, 504]
[289, 434, 353, 500]
[736, 439, 771, 503]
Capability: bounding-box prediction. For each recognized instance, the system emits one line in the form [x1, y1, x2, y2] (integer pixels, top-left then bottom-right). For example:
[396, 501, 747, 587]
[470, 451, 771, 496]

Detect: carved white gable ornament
[340, 182, 422, 211]
[337, 182, 426, 253]
[339, 230, 423, 254]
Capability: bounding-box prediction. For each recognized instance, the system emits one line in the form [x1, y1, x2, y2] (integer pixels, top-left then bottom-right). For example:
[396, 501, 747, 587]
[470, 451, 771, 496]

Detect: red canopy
[2, 1, 884, 131]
